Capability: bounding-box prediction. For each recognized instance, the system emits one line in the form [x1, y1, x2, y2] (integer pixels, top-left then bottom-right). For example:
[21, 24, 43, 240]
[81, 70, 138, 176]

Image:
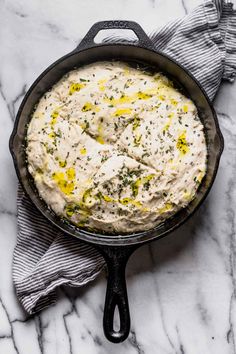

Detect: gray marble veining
[1, 0, 236, 353]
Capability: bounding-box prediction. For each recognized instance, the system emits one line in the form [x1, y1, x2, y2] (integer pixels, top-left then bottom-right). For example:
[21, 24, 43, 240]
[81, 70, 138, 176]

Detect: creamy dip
[26, 61, 207, 233]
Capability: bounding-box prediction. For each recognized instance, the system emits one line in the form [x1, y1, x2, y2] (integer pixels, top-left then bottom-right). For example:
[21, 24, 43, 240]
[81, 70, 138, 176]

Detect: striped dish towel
[13, 0, 236, 314]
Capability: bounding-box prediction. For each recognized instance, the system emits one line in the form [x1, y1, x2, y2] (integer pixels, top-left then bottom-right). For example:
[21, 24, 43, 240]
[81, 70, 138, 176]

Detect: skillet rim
[9, 42, 224, 246]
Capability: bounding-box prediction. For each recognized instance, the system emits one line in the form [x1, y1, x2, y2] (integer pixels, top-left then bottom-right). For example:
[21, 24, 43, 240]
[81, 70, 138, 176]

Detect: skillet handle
[75, 20, 153, 51]
[96, 245, 137, 343]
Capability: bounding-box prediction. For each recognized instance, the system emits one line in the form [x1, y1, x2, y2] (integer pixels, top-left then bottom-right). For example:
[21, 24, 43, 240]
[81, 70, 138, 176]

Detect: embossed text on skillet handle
[74, 20, 154, 51]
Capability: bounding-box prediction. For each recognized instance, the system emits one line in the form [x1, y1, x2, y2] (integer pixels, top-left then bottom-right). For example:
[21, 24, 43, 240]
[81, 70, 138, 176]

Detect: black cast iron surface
[9, 20, 224, 343]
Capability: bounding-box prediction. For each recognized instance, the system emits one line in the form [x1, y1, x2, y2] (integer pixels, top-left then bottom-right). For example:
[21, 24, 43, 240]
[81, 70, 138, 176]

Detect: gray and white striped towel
[13, 0, 236, 314]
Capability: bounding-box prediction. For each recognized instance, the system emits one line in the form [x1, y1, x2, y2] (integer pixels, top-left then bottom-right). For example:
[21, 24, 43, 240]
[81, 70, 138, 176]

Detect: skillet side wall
[10, 45, 223, 246]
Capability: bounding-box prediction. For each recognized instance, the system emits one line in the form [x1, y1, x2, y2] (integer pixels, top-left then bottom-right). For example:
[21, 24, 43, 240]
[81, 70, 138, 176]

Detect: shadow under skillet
[46, 198, 209, 350]
[126, 198, 209, 278]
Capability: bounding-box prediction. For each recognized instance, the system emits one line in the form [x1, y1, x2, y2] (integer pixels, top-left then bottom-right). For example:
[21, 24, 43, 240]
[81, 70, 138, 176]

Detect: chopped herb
[80, 78, 89, 82]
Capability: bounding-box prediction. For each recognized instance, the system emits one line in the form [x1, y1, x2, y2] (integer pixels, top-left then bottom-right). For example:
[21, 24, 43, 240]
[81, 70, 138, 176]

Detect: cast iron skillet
[9, 20, 224, 343]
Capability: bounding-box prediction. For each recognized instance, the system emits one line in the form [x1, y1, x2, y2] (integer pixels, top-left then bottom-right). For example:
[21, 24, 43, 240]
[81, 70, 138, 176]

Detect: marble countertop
[1, 0, 236, 353]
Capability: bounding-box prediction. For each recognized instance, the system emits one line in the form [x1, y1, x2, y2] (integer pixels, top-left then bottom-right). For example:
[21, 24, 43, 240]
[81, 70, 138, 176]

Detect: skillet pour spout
[9, 20, 224, 343]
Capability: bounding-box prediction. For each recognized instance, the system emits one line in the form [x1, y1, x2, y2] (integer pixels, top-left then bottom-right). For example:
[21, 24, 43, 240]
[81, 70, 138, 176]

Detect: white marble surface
[1, 0, 236, 352]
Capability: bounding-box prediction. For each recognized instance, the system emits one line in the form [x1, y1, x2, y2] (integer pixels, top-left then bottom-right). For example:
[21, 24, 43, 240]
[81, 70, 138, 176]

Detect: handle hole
[113, 304, 121, 333]
[94, 29, 138, 44]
